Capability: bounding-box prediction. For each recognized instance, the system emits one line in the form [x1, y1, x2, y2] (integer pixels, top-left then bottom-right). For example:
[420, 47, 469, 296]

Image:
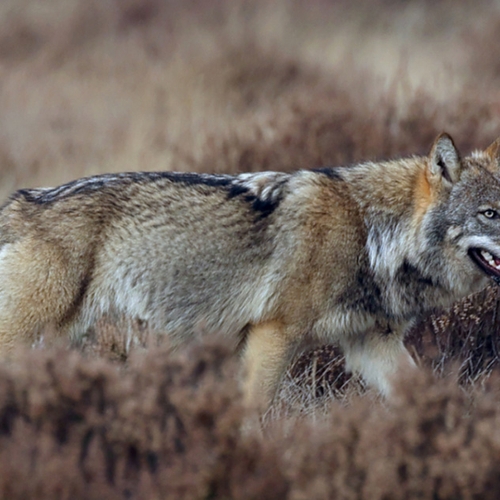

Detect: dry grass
[1, 0, 500, 497]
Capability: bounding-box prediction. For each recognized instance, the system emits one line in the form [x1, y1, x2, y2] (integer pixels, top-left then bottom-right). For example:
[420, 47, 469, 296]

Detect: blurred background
[2, 0, 500, 384]
[0, 0, 499, 203]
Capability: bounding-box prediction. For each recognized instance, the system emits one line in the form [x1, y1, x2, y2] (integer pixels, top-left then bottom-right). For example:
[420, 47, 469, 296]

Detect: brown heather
[0, 339, 289, 499]
[3, 339, 500, 499]
[1, 0, 500, 498]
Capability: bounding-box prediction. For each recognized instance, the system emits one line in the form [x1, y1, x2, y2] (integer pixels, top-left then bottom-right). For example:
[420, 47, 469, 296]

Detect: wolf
[0, 133, 499, 409]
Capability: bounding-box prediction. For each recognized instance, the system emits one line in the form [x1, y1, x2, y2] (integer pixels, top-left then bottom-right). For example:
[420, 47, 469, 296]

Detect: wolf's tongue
[494, 255, 500, 267]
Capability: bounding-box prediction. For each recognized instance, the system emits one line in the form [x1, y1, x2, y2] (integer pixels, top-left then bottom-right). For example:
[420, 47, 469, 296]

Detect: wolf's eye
[483, 209, 497, 219]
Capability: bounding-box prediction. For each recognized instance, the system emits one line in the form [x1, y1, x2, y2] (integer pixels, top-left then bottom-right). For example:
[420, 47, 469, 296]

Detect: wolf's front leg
[341, 324, 417, 397]
[242, 321, 295, 412]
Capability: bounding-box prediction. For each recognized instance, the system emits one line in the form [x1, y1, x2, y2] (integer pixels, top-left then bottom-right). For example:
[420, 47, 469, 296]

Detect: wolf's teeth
[481, 249, 493, 260]
[480, 249, 500, 269]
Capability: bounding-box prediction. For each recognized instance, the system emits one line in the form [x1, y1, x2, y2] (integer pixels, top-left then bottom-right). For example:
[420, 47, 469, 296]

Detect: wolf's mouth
[469, 248, 500, 280]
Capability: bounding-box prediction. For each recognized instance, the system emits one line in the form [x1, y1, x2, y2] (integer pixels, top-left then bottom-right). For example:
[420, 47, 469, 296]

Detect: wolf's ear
[484, 137, 500, 171]
[429, 133, 461, 187]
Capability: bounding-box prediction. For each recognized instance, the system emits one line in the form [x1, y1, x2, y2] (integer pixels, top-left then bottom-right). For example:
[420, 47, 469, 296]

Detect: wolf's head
[424, 133, 500, 290]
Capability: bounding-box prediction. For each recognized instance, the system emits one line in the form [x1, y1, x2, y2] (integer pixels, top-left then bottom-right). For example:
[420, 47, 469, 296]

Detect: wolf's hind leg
[0, 238, 81, 355]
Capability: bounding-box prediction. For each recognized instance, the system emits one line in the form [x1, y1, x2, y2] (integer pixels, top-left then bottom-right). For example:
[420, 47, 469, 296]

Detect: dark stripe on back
[228, 183, 283, 220]
[12, 170, 286, 219]
[13, 171, 234, 206]
[311, 167, 344, 181]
